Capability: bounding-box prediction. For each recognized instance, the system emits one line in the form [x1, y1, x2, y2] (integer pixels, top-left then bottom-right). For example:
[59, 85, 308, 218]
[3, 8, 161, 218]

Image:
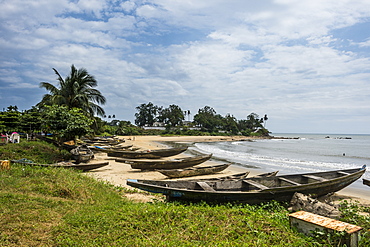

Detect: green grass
[1, 141, 369, 246]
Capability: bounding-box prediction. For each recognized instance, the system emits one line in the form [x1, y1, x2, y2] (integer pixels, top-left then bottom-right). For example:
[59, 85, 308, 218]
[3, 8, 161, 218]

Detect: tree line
[135, 102, 269, 136]
[1, 65, 269, 143]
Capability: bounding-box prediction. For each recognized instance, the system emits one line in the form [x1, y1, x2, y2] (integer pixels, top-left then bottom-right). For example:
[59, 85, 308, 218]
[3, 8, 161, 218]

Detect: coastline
[88, 135, 370, 205]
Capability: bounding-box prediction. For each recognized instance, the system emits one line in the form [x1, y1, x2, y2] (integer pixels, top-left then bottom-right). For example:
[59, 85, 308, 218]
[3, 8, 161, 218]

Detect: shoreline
[88, 135, 370, 205]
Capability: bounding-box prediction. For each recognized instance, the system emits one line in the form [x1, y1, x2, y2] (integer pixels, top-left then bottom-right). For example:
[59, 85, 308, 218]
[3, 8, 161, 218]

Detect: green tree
[37, 64, 106, 117]
[157, 104, 184, 127]
[134, 102, 159, 127]
[263, 114, 268, 127]
[117, 120, 142, 135]
[223, 114, 239, 134]
[193, 106, 223, 132]
[0, 108, 20, 132]
[18, 107, 42, 133]
[41, 105, 94, 142]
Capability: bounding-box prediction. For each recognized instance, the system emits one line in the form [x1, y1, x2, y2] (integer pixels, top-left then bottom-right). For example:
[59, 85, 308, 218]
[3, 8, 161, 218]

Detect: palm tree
[37, 65, 106, 117]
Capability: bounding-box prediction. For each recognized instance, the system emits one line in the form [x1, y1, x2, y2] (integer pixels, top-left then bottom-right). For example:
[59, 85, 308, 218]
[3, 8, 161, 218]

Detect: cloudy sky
[1, 0, 370, 134]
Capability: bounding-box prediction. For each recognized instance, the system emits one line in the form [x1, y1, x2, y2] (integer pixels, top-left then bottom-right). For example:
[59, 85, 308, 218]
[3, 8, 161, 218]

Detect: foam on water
[193, 134, 370, 186]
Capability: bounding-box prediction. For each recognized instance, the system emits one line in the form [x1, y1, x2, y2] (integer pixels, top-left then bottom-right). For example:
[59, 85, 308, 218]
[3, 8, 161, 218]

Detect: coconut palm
[37, 65, 106, 117]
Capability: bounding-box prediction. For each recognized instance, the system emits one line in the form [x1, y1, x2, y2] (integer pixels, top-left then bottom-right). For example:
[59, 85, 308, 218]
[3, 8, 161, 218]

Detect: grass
[1, 141, 369, 246]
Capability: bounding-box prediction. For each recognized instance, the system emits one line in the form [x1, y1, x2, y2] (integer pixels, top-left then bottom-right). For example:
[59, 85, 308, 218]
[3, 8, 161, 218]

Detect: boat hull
[364, 178, 370, 187]
[158, 163, 230, 178]
[107, 146, 188, 159]
[117, 154, 212, 170]
[12, 160, 109, 172]
[127, 166, 366, 204]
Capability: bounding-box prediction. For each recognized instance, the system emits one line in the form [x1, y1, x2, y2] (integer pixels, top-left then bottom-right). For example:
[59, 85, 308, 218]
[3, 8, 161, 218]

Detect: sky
[1, 0, 370, 134]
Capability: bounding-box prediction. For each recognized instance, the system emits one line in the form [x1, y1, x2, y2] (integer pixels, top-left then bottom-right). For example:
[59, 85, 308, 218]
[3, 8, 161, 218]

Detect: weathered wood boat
[89, 145, 134, 153]
[107, 146, 188, 159]
[179, 171, 278, 182]
[158, 163, 230, 178]
[116, 154, 212, 170]
[127, 166, 366, 204]
[11, 159, 109, 172]
[363, 178, 370, 187]
[70, 144, 94, 163]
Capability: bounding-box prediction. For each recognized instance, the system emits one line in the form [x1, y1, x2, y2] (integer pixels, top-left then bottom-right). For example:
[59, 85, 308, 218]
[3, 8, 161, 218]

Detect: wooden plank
[279, 177, 301, 185]
[243, 180, 269, 190]
[196, 182, 215, 191]
[302, 175, 328, 182]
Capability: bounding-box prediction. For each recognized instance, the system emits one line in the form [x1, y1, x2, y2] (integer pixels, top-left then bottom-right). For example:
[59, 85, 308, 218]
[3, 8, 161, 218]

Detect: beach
[88, 135, 370, 205]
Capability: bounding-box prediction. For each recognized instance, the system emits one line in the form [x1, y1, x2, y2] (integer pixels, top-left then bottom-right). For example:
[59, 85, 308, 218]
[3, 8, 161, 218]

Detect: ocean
[191, 133, 370, 194]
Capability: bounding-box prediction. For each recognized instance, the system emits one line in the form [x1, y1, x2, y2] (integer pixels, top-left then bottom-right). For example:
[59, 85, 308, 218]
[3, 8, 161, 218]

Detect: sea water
[191, 133, 370, 194]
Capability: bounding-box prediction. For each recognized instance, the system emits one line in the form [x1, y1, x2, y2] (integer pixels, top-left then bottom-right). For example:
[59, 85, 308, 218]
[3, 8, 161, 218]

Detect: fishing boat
[127, 166, 366, 204]
[169, 171, 278, 181]
[70, 144, 94, 163]
[158, 163, 230, 178]
[89, 144, 134, 153]
[116, 154, 212, 170]
[364, 178, 370, 187]
[107, 146, 188, 159]
[11, 159, 109, 172]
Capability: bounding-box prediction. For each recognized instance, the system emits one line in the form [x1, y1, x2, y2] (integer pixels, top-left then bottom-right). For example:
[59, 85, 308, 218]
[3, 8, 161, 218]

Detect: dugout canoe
[364, 178, 370, 187]
[70, 144, 94, 163]
[127, 165, 366, 204]
[107, 146, 188, 159]
[158, 163, 230, 178]
[116, 154, 212, 170]
[11, 159, 109, 172]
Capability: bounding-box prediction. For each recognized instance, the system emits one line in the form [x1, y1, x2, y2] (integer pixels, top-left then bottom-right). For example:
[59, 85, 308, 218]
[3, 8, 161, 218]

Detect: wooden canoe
[169, 170, 279, 181]
[127, 165, 366, 204]
[11, 159, 109, 172]
[363, 178, 370, 187]
[116, 154, 212, 170]
[70, 144, 94, 163]
[107, 146, 188, 159]
[158, 163, 230, 178]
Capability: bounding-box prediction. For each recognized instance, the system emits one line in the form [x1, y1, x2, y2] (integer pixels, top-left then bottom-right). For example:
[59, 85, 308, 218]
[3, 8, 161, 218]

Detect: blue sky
[1, 0, 370, 134]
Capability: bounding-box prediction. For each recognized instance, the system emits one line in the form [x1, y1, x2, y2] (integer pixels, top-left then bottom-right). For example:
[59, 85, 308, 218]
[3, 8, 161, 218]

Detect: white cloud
[1, 0, 370, 133]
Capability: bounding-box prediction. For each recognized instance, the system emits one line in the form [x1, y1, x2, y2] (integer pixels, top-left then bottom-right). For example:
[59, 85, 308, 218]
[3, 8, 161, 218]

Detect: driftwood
[289, 192, 341, 219]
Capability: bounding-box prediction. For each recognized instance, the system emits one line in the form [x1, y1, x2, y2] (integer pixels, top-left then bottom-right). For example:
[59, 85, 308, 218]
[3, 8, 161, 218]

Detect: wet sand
[87, 135, 370, 205]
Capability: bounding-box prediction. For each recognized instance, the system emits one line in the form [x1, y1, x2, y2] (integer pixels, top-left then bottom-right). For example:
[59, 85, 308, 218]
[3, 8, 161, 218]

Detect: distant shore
[88, 135, 370, 205]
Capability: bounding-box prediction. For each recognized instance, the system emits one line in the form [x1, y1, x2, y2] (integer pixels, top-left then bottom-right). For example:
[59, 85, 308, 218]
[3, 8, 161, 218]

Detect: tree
[223, 114, 239, 134]
[19, 106, 43, 133]
[41, 105, 94, 142]
[134, 102, 159, 127]
[0, 108, 20, 132]
[37, 64, 106, 117]
[193, 106, 223, 132]
[7, 105, 18, 112]
[263, 114, 268, 127]
[157, 104, 184, 127]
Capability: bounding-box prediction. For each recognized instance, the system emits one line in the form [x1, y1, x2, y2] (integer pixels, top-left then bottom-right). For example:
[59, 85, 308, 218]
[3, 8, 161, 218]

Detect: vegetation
[0, 141, 71, 163]
[37, 65, 106, 117]
[41, 105, 94, 142]
[134, 103, 270, 137]
[1, 144, 369, 246]
[0, 142, 312, 246]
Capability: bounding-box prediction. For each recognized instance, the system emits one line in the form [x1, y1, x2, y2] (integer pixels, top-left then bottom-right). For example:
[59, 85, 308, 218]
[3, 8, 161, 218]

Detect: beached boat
[363, 178, 370, 187]
[116, 154, 212, 170]
[89, 144, 134, 153]
[70, 144, 94, 163]
[127, 166, 366, 204]
[11, 159, 109, 172]
[107, 146, 188, 159]
[158, 163, 230, 178]
[173, 171, 278, 182]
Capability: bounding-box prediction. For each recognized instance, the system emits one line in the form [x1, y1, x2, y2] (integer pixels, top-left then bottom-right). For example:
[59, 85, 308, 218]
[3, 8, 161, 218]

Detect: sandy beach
[88, 135, 370, 205]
